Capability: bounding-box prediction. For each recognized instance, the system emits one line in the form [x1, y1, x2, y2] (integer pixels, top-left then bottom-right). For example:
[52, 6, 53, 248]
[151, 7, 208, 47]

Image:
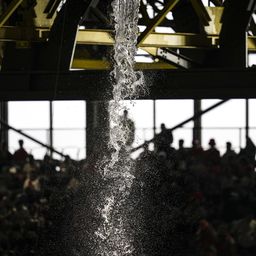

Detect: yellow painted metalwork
[204, 7, 223, 35]
[0, 0, 24, 28]
[72, 59, 110, 69]
[0, 26, 48, 41]
[135, 62, 176, 70]
[1, 26, 256, 51]
[141, 32, 215, 48]
[71, 59, 176, 70]
[76, 29, 216, 48]
[33, 0, 57, 28]
[76, 29, 114, 45]
[137, 0, 180, 47]
[248, 37, 256, 52]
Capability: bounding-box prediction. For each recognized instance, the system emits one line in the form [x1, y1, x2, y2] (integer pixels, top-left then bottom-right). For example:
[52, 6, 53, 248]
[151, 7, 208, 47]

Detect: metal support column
[86, 101, 109, 158]
[49, 101, 53, 157]
[153, 100, 156, 137]
[0, 101, 8, 146]
[193, 99, 202, 144]
[246, 99, 249, 138]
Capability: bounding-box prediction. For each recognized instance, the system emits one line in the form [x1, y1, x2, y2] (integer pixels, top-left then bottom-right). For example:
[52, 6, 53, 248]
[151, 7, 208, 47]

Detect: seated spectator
[23, 171, 40, 192]
[13, 139, 28, 165]
[175, 139, 188, 170]
[138, 141, 154, 160]
[196, 219, 218, 255]
[217, 224, 237, 256]
[23, 154, 37, 175]
[231, 215, 256, 255]
[187, 139, 204, 166]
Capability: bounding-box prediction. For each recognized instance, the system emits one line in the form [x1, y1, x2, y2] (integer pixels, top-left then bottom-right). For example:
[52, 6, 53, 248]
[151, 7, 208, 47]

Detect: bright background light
[8, 98, 254, 160]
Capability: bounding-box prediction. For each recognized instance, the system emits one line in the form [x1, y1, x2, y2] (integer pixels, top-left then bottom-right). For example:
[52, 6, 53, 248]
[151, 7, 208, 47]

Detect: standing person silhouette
[121, 110, 135, 147]
[154, 123, 174, 155]
[13, 139, 28, 165]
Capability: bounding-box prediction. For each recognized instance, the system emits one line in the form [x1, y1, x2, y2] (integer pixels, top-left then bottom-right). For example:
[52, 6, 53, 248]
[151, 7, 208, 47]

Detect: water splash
[109, 0, 145, 161]
[95, 0, 145, 255]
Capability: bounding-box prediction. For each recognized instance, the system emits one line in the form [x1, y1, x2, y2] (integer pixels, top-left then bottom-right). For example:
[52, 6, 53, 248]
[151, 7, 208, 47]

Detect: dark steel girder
[0, 69, 256, 100]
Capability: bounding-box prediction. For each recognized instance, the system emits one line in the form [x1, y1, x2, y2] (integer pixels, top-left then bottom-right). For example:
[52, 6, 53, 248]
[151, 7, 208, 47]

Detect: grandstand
[0, 0, 256, 255]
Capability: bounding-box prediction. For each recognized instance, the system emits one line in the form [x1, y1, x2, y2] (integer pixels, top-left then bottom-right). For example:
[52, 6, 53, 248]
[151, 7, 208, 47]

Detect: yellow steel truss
[0, 5, 255, 70]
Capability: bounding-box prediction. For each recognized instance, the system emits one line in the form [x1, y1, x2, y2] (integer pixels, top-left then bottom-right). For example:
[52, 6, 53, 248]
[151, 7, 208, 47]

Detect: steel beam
[38, 0, 93, 71]
[71, 59, 176, 70]
[210, 0, 223, 6]
[0, 26, 48, 41]
[0, 69, 256, 100]
[193, 100, 202, 144]
[44, 0, 57, 13]
[46, 0, 61, 19]
[189, 0, 211, 26]
[137, 0, 180, 47]
[1, 26, 256, 51]
[0, 0, 23, 28]
[80, 0, 101, 24]
[219, 0, 254, 67]
[76, 29, 215, 48]
[91, 7, 110, 25]
[155, 48, 193, 69]
[0, 102, 8, 146]
[246, 99, 249, 138]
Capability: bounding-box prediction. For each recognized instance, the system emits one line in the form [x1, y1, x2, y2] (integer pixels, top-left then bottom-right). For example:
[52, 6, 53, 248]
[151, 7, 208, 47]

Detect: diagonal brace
[0, 0, 24, 28]
[189, 0, 211, 26]
[131, 99, 229, 153]
[137, 0, 180, 47]
[210, 0, 223, 6]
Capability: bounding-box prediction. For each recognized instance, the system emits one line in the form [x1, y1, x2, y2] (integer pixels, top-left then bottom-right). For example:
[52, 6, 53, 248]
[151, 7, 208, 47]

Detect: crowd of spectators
[135, 124, 256, 256]
[1, 127, 256, 255]
[0, 140, 82, 256]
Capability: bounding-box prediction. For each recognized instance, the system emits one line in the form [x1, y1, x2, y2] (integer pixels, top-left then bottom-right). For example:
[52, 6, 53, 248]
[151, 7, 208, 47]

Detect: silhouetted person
[239, 136, 256, 165]
[154, 123, 173, 155]
[222, 142, 237, 163]
[175, 139, 188, 170]
[139, 141, 153, 160]
[13, 139, 28, 165]
[204, 138, 221, 174]
[187, 139, 204, 165]
[121, 109, 135, 146]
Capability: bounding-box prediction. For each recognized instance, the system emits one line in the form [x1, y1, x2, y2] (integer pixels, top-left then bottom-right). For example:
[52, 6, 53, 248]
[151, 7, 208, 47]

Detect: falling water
[95, 0, 145, 255]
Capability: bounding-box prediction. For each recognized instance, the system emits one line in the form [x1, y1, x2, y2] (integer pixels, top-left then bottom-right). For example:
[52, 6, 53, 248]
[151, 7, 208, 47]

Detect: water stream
[95, 0, 145, 255]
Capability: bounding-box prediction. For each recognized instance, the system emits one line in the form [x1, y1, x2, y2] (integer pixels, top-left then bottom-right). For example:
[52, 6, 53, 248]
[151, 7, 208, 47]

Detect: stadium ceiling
[0, 0, 256, 99]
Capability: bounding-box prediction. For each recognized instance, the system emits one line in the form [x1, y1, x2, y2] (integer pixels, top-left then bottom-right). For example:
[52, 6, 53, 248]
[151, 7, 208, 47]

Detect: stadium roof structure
[0, 0, 255, 100]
